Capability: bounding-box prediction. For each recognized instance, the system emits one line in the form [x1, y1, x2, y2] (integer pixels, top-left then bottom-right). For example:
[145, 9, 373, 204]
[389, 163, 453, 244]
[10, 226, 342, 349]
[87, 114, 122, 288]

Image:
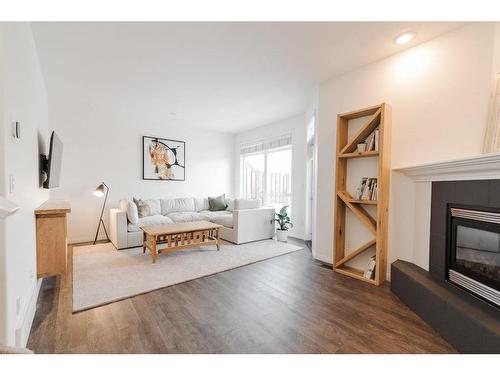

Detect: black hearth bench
[391, 260, 500, 353]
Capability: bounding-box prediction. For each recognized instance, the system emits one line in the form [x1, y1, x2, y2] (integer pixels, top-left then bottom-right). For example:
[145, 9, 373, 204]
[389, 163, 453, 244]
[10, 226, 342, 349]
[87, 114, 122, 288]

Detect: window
[240, 135, 292, 211]
[241, 152, 265, 203]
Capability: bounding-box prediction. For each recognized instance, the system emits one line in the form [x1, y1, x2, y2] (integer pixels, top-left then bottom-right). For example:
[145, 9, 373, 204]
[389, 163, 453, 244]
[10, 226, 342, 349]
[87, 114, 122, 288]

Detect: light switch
[9, 174, 15, 194]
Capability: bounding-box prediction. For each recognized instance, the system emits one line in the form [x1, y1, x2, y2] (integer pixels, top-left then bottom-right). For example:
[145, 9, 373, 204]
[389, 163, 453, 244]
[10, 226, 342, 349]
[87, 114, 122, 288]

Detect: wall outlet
[9, 174, 15, 194]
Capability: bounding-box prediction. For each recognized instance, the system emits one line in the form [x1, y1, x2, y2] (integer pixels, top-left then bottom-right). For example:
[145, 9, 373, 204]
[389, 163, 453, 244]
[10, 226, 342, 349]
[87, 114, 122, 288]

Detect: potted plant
[272, 206, 293, 242]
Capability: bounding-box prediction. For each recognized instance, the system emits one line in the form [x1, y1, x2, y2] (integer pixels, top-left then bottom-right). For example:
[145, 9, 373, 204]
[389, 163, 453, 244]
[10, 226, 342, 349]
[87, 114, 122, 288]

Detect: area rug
[72, 240, 303, 312]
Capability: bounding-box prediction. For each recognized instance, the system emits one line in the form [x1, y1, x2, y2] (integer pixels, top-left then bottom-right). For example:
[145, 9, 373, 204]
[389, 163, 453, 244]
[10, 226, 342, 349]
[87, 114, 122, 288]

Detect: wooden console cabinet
[35, 200, 71, 278]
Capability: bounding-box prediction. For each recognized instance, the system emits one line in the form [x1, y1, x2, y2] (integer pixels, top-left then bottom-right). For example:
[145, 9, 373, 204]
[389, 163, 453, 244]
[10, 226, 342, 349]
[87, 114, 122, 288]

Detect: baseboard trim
[314, 258, 333, 268]
[15, 278, 42, 348]
[288, 231, 306, 240]
[68, 235, 107, 245]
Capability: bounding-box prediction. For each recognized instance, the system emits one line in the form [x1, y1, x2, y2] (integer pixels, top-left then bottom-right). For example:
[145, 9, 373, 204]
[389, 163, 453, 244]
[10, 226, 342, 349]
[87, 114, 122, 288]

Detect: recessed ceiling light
[394, 31, 416, 45]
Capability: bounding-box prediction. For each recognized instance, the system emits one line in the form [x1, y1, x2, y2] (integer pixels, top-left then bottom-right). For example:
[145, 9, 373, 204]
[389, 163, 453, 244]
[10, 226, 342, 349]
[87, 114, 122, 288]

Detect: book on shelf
[354, 177, 378, 201]
[362, 128, 380, 152]
[354, 177, 367, 200]
[363, 254, 376, 279]
[366, 132, 375, 151]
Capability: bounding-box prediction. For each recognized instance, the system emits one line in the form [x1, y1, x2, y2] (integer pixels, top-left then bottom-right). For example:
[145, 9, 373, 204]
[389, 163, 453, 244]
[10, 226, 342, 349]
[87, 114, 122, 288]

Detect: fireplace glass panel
[455, 225, 500, 286]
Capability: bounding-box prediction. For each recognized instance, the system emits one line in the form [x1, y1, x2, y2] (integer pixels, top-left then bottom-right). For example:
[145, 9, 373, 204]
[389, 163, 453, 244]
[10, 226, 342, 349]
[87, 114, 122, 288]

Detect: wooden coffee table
[141, 221, 222, 263]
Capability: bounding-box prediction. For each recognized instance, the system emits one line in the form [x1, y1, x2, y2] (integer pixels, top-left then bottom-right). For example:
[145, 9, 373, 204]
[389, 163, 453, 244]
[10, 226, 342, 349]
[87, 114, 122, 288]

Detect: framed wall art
[143, 136, 185, 181]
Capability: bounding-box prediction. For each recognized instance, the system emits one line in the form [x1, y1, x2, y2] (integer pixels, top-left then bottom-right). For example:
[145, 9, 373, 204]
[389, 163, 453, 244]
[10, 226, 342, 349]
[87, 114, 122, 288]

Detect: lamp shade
[94, 183, 105, 197]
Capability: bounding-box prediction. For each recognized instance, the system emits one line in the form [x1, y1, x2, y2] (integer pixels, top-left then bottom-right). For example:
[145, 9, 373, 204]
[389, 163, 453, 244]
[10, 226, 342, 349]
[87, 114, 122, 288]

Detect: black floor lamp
[93, 182, 110, 245]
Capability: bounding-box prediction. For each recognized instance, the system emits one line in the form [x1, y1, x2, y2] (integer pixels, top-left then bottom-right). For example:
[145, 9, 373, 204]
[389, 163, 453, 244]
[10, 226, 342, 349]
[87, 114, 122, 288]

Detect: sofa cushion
[194, 197, 209, 212]
[167, 211, 211, 223]
[160, 197, 195, 215]
[234, 198, 260, 210]
[127, 214, 174, 232]
[212, 214, 233, 228]
[126, 201, 139, 225]
[133, 198, 161, 218]
[208, 194, 228, 211]
[198, 210, 232, 220]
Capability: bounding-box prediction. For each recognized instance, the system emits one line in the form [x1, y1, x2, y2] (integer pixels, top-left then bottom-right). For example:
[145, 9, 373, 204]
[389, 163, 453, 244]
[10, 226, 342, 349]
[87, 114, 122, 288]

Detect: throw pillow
[226, 197, 234, 211]
[208, 194, 228, 211]
[133, 198, 160, 218]
[126, 201, 139, 225]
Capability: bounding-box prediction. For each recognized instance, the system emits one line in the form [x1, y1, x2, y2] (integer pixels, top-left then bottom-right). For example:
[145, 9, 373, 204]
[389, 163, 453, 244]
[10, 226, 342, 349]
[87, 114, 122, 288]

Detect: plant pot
[276, 229, 288, 242]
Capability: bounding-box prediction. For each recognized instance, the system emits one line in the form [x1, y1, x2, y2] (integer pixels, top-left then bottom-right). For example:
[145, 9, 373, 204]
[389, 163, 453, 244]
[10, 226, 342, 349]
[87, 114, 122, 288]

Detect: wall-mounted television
[41, 131, 63, 189]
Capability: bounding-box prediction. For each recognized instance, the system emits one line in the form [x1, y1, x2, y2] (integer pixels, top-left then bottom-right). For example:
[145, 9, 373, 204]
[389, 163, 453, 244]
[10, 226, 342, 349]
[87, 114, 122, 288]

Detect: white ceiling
[32, 22, 463, 133]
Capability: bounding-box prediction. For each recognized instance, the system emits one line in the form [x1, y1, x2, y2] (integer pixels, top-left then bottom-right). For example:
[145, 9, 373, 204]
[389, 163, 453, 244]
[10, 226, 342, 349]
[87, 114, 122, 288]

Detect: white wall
[314, 23, 496, 267]
[47, 96, 235, 243]
[304, 89, 319, 245]
[494, 23, 500, 74]
[234, 114, 307, 239]
[0, 23, 49, 347]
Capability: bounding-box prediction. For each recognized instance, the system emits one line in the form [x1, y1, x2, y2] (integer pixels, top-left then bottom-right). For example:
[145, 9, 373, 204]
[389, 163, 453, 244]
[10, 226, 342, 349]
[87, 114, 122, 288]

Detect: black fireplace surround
[447, 205, 500, 305]
[391, 180, 500, 353]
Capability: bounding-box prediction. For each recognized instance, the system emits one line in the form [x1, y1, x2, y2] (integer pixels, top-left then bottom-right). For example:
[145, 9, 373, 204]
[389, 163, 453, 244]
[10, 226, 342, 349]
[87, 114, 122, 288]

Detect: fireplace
[391, 178, 500, 353]
[448, 205, 500, 307]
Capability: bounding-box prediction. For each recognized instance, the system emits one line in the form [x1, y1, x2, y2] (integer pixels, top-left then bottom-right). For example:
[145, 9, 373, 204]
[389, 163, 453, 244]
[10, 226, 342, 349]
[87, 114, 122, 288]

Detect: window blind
[240, 134, 292, 155]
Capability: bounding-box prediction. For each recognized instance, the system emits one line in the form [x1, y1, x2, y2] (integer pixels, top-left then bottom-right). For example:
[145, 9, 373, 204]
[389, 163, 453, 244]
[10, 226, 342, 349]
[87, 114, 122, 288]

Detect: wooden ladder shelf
[333, 103, 391, 286]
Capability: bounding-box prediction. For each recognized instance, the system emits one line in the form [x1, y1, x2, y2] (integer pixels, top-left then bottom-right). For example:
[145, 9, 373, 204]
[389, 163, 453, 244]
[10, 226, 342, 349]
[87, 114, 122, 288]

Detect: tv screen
[43, 131, 63, 189]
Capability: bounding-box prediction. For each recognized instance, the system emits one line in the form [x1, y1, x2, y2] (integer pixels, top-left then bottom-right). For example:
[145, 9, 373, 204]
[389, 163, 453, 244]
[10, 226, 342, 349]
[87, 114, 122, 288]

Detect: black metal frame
[446, 203, 500, 299]
[93, 182, 110, 245]
[142, 135, 186, 181]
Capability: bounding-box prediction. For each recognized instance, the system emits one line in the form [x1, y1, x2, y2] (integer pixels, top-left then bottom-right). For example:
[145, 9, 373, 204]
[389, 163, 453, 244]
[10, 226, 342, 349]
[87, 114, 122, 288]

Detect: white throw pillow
[126, 201, 139, 225]
[234, 198, 260, 210]
[226, 197, 234, 211]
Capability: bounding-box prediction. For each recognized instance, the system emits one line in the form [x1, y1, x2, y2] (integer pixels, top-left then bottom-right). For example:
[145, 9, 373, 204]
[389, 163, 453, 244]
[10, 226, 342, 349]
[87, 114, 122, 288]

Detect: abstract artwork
[143, 136, 185, 180]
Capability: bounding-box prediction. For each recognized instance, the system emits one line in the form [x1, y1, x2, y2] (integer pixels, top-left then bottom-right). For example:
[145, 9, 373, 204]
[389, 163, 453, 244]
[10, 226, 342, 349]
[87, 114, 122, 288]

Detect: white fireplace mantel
[393, 152, 500, 182]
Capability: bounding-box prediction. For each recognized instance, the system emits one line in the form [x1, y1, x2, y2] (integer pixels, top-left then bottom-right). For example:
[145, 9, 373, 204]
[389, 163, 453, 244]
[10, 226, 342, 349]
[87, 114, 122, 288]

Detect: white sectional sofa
[109, 197, 275, 249]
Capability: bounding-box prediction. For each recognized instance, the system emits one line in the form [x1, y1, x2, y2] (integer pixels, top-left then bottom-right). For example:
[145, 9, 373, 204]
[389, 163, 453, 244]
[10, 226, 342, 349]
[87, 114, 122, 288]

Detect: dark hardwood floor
[27, 241, 456, 354]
